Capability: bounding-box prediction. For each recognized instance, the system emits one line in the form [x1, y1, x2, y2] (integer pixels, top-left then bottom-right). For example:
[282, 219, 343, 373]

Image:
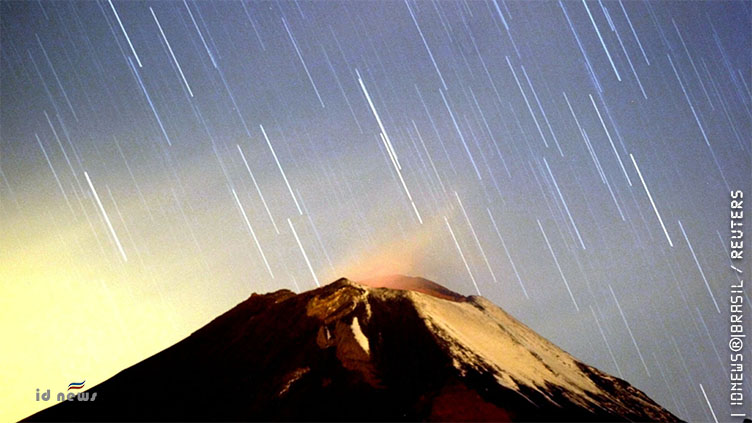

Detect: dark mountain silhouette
[26, 275, 680, 422]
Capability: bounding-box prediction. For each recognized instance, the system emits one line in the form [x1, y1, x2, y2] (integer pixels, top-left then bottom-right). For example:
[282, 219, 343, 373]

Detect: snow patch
[407, 291, 602, 410]
[278, 367, 310, 397]
[351, 316, 370, 354]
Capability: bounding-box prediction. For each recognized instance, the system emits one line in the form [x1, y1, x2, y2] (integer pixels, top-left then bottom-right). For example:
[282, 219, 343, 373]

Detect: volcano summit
[27, 275, 679, 422]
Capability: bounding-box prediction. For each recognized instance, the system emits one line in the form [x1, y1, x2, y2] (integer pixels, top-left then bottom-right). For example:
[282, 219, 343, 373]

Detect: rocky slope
[26, 275, 680, 422]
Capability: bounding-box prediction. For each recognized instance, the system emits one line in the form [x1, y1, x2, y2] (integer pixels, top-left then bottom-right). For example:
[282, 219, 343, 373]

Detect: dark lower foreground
[26, 277, 681, 422]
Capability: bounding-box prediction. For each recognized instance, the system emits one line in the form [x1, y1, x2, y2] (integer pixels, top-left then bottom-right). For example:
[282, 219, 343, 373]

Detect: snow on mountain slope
[408, 289, 672, 419]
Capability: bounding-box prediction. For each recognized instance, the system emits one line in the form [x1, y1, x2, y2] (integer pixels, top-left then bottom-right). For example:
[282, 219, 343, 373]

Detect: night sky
[1, 1, 750, 421]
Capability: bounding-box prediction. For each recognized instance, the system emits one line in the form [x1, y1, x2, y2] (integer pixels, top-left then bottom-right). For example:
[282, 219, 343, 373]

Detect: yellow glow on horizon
[0, 208, 203, 422]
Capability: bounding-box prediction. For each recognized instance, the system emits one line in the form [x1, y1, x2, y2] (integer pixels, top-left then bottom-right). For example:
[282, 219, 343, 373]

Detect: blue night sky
[1, 1, 750, 421]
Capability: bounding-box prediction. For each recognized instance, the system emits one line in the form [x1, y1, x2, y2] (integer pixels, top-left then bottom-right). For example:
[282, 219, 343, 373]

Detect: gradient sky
[1, 1, 750, 421]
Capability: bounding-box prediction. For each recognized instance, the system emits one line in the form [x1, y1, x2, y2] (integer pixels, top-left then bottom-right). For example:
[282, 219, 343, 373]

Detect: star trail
[1, 1, 750, 421]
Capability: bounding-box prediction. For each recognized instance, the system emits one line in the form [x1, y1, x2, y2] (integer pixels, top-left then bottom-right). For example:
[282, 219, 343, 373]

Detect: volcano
[26, 275, 679, 422]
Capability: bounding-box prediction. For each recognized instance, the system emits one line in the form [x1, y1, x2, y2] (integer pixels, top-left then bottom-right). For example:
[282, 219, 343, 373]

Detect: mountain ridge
[26, 275, 680, 422]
